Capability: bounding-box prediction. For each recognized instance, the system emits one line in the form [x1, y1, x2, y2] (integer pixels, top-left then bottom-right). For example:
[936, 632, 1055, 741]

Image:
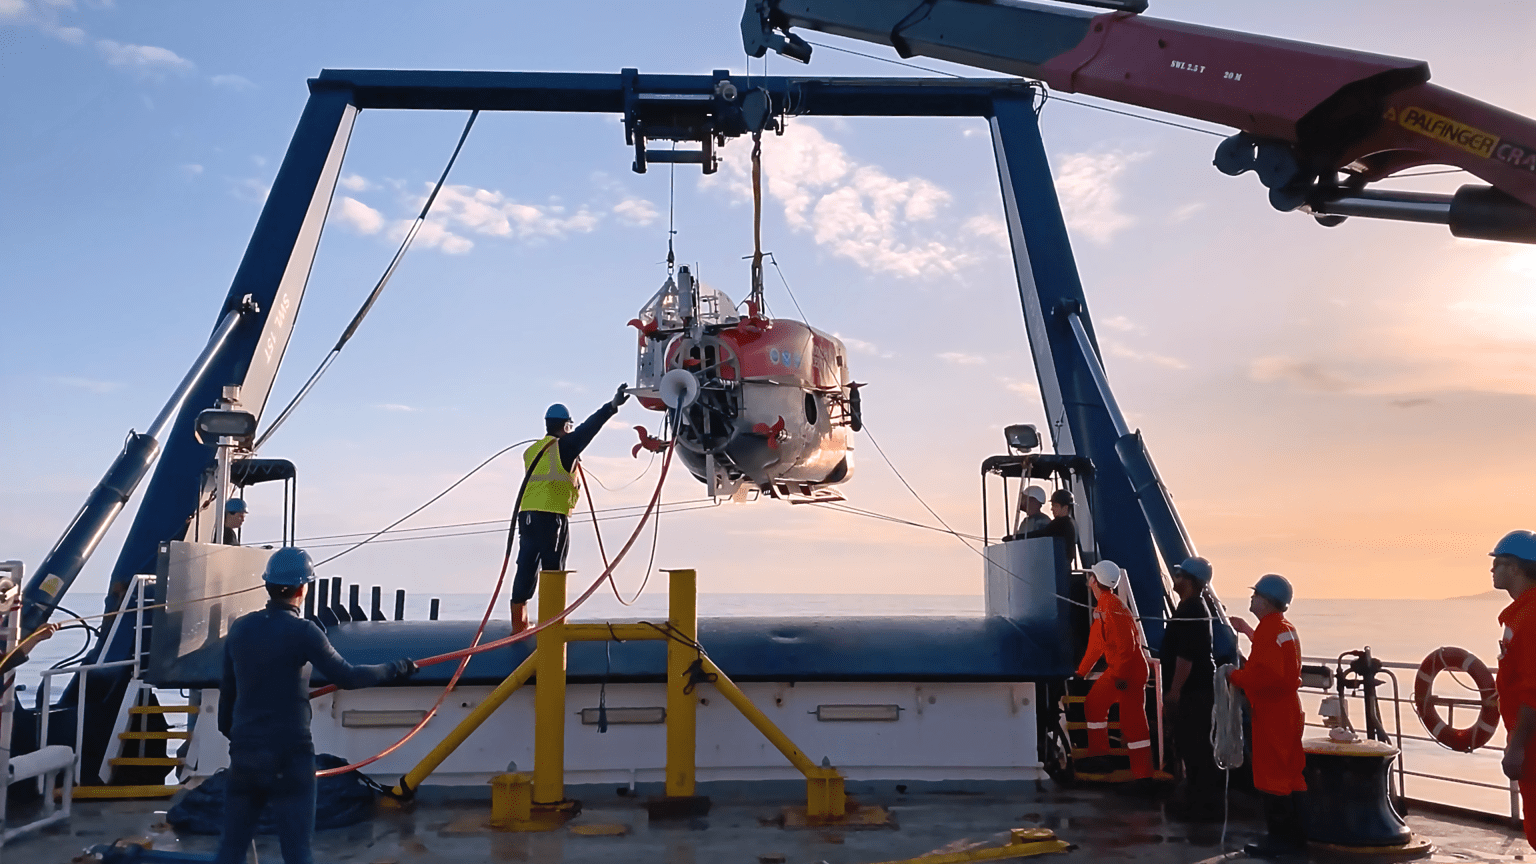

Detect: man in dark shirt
[511, 386, 629, 632]
[222, 498, 246, 545]
[215, 547, 415, 864]
[1161, 555, 1221, 820]
[1024, 488, 1078, 565]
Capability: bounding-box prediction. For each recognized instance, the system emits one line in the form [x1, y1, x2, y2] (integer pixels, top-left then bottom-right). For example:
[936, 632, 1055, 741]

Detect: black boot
[1285, 792, 1310, 853]
[1243, 794, 1298, 859]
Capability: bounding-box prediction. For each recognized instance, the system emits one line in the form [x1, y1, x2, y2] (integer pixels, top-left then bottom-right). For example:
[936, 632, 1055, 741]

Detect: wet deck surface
[10, 784, 1534, 864]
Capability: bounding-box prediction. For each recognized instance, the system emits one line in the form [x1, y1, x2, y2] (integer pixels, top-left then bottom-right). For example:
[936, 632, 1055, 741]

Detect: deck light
[1004, 424, 1040, 453]
[193, 408, 257, 444]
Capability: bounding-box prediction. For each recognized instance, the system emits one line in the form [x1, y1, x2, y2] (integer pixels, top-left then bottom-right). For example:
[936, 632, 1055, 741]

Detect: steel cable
[253, 110, 480, 452]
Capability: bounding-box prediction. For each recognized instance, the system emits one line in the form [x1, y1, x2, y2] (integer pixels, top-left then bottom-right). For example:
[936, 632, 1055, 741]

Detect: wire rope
[253, 110, 480, 452]
[314, 438, 531, 567]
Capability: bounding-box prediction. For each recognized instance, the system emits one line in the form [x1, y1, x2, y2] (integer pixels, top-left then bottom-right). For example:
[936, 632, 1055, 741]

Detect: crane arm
[745, 0, 1536, 242]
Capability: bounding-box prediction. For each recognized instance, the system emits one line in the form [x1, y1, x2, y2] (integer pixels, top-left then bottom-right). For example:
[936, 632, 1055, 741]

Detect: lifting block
[806, 768, 846, 820]
[488, 773, 575, 832]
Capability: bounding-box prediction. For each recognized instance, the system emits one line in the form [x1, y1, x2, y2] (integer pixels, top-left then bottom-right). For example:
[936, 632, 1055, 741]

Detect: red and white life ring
[1414, 647, 1499, 753]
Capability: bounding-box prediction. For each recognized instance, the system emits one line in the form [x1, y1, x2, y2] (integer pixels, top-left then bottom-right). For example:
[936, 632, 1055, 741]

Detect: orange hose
[314, 438, 676, 778]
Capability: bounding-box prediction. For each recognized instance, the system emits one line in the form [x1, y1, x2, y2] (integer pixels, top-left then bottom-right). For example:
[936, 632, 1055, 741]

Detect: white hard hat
[1089, 560, 1121, 589]
[1023, 485, 1047, 504]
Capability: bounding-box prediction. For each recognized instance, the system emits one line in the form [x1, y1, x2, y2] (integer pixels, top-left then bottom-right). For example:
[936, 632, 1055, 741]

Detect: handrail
[1296, 652, 1516, 821]
[36, 575, 156, 785]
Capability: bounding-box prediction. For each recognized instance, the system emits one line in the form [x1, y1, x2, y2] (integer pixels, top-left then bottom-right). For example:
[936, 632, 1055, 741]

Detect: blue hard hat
[1173, 556, 1212, 584]
[545, 403, 571, 421]
[225, 498, 247, 514]
[1252, 573, 1293, 609]
[263, 547, 316, 586]
[1491, 530, 1536, 563]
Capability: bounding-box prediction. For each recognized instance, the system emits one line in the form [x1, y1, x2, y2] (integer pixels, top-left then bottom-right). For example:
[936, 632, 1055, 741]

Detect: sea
[15, 590, 1516, 817]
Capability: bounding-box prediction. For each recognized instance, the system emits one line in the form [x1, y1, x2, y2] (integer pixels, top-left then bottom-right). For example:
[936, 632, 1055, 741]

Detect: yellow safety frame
[394, 567, 851, 830]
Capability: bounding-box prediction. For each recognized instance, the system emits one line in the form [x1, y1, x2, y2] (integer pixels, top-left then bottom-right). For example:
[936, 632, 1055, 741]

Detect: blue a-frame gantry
[24, 69, 1201, 656]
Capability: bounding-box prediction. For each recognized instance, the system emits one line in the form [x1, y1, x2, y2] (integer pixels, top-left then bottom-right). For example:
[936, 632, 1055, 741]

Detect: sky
[3, 1, 1535, 607]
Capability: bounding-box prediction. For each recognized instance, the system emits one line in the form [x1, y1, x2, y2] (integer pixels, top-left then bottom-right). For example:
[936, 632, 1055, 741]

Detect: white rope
[1212, 662, 1244, 850]
[1212, 663, 1245, 770]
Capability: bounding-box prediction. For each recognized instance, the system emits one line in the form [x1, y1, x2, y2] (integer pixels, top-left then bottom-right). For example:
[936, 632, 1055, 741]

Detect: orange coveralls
[1497, 587, 1536, 847]
[1229, 612, 1307, 795]
[1076, 581, 1153, 778]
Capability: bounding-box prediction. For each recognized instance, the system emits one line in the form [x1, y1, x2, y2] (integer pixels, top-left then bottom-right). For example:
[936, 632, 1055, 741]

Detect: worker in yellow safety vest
[511, 385, 629, 632]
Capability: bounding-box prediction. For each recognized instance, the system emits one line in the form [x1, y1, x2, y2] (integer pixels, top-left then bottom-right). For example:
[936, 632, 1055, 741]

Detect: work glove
[611, 383, 631, 409]
[391, 658, 419, 681]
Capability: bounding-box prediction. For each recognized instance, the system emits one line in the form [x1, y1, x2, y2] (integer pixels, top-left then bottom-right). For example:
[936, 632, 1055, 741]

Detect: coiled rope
[1211, 663, 1244, 770]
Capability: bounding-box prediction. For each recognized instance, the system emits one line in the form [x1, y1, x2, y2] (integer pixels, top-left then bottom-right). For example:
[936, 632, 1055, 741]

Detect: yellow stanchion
[699, 657, 849, 820]
[392, 654, 537, 797]
[665, 568, 697, 799]
[533, 569, 568, 807]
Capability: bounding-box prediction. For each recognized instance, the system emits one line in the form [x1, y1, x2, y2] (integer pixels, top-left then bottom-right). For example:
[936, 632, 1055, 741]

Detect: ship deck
[10, 781, 1530, 864]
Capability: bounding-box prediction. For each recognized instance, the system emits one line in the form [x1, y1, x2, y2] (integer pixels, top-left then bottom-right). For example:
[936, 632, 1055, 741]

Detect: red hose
[314, 438, 676, 777]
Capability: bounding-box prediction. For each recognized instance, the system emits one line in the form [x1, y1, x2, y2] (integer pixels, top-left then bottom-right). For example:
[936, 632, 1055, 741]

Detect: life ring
[1414, 647, 1499, 752]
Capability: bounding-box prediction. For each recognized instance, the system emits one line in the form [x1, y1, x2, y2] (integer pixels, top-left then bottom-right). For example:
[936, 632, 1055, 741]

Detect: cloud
[938, 352, 985, 365]
[395, 218, 473, 254]
[1171, 202, 1205, 223]
[1053, 150, 1147, 243]
[336, 196, 384, 235]
[963, 214, 1009, 249]
[338, 173, 371, 192]
[1, 1, 83, 42]
[1243, 247, 1536, 399]
[708, 123, 966, 279]
[1000, 376, 1040, 397]
[1248, 356, 1354, 393]
[210, 73, 255, 91]
[179, 163, 203, 178]
[612, 197, 659, 227]
[375, 403, 418, 413]
[1105, 341, 1187, 370]
[835, 333, 894, 359]
[396, 184, 601, 249]
[1101, 315, 1140, 333]
[95, 39, 194, 75]
[232, 177, 269, 204]
[50, 375, 121, 394]
[1389, 398, 1433, 409]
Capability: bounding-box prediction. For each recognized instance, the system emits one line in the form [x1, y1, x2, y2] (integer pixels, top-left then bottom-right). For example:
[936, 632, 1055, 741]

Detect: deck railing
[1299, 654, 1518, 823]
[35, 575, 155, 785]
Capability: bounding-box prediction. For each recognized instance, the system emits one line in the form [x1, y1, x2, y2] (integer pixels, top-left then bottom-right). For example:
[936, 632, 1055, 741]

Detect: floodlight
[194, 409, 258, 444]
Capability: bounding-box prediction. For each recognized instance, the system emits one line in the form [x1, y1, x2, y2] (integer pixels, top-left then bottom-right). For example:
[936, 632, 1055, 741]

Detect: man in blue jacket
[214, 547, 415, 864]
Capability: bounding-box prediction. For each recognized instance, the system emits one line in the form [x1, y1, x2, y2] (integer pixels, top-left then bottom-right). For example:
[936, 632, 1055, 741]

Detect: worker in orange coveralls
[1075, 560, 1153, 780]
[1227, 573, 1307, 859]
[1491, 530, 1536, 850]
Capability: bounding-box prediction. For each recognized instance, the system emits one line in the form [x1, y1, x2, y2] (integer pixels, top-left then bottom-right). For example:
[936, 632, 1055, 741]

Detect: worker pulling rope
[312, 426, 680, 778]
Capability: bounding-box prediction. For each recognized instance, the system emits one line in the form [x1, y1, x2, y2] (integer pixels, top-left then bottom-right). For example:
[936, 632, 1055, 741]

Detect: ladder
[77, 678, 195, 799]
[1061, 662, 1170, 783]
